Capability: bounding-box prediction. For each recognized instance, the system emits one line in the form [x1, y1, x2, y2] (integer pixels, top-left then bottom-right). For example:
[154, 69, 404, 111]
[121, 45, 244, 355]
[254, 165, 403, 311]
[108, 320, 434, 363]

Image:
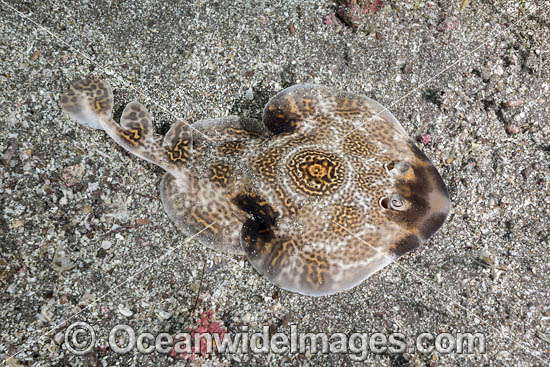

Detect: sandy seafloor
[1, 0, 549, 366]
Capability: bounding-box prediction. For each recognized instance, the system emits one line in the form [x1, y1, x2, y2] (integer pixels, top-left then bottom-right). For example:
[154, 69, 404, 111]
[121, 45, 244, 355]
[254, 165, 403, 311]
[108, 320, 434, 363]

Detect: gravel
[1, 0, 549, 366]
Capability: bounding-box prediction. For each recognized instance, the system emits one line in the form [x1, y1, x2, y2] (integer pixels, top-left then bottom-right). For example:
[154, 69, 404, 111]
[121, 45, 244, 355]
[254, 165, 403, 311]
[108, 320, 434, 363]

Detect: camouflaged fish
[60, 78, 450, 296]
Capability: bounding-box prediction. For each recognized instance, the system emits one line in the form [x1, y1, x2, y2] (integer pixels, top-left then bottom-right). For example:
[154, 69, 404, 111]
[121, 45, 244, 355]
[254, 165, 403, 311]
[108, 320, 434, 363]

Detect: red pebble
[421, 133, 431, 145]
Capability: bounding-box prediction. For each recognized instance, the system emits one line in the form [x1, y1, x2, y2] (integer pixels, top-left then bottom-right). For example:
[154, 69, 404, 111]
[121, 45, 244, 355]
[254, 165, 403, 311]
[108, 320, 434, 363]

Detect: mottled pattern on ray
[60, 79, 193, 178]
[60, 78, 450, 296]
[59, 78, 113, 130]
[237, 84, 451, 295]
[160, 172, 246, 255]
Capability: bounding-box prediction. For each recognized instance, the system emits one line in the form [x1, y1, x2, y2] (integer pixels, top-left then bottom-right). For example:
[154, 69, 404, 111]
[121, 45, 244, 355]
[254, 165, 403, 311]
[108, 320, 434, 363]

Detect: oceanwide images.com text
[65, 322, 486, 361]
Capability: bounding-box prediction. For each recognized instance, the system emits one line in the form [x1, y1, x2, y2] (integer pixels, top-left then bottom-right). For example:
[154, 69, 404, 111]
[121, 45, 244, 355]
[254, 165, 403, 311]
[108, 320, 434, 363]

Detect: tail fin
[60, 78, 192, 177]
[60, 79, 113, 130]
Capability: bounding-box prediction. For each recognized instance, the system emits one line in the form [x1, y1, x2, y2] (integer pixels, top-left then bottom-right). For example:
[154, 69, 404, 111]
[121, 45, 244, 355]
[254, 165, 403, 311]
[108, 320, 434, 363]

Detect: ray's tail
[60, 78, 192, 177]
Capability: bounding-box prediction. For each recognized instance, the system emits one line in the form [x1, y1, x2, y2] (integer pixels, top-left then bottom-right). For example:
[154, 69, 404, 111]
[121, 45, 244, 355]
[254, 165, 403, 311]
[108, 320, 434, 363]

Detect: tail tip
[60, 78, 113, 130]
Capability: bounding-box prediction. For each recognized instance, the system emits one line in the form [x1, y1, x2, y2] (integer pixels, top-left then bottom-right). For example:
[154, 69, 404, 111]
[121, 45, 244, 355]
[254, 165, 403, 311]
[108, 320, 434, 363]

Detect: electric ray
[60, 78, 450, 296]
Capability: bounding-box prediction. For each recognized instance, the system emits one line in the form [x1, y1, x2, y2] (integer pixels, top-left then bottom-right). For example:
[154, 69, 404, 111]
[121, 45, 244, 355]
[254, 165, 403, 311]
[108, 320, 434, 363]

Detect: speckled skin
[60, 78, 450, 296]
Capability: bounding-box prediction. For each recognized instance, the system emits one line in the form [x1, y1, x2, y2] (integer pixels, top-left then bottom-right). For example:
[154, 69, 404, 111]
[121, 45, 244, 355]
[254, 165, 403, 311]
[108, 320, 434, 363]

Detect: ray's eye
[390, 195, 406, 210]
[379, 194, 409, 211]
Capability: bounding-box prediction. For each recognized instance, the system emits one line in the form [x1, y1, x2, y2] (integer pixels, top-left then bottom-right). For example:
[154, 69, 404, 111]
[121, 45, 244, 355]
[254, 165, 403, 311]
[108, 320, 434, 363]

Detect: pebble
[40, 303, 54, 322]
[505, 123, 519, 135]
[101, 240, 112, 250]
[51, 248, 75, 272]
[54, 332, 64, 345]
[496, 350, 511, 359]
[323, 15, 335, 26]
[158, 310, 173, 320]
[242, 312, 252, 323]
[0, 137, 18, 166]
[420, 133, 431, 145]
[288, 24, 295, 36]
[245, 87, 254, 100]
[513, 112, 525, 122]
[502, 99, 524, 109]
[11, 219, 24, 228]
[522, 166, 532, 179]
[118, 304, 133, 317]
[61, 163, 85, 187]
[189, 282, 200, 293]
[96, 248, 107, 258]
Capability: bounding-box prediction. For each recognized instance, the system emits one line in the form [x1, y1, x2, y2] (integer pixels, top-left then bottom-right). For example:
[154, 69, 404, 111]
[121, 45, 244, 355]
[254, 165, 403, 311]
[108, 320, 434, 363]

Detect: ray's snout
[420, 163, 451, 241]
[386, 143, 451, 244]
[407, 143, 451, 242]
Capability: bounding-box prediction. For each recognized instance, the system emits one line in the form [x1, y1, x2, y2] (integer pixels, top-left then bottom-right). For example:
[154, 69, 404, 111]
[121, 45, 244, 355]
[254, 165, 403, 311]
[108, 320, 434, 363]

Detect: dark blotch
[263, 106, 299, 134]
[263, 95, 302, 135]
[389, 164, 431, 226]
[391, 235, 420, 257]
[233, 193, 278, 248]
[241, 219, 262, 251]
[419, 212, 448, 240]
[390, 146, 450, 240]
[233, 193, 278, 227]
